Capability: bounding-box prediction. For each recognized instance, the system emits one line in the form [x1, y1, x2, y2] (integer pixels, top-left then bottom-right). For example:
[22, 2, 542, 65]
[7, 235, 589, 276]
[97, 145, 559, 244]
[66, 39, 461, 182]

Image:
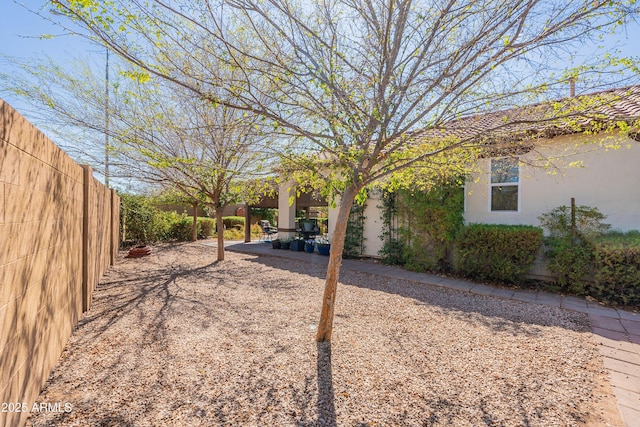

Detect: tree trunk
[316, 185, 359, 342]
[192, 202, 198, 242]
[216, 209, 225, 262]
[244, 203, 251, 243]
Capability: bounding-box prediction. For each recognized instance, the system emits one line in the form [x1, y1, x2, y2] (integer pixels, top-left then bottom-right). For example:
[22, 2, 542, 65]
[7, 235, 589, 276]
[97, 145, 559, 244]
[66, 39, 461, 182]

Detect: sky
[2, 2, 639, 109]
[0, 1, 105, 111]
[0, 1, 113, 184]
[1, 0, 640, 186]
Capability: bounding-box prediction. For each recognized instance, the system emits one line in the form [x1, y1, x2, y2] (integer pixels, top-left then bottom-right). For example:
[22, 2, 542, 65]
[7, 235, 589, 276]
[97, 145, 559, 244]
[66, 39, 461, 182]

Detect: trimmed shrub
[592, 232, 640, 306]
[165, 213, 193, 241]
[120, 194, 168, 244]
[544, 238, 594, 294]
[222, 216, 245, 230]
[198, 218, 215, 238]
[455, 224, 543, 283]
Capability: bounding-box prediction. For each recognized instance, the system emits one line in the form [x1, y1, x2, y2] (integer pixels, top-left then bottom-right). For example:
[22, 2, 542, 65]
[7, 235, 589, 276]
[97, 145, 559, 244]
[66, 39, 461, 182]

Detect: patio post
[278, 180, 297, 240]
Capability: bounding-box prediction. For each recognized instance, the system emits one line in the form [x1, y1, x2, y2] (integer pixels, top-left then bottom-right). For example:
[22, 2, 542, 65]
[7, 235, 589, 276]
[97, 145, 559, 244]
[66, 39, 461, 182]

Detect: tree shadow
[235, 249, 592, 338]
[316, 341, 336, 427]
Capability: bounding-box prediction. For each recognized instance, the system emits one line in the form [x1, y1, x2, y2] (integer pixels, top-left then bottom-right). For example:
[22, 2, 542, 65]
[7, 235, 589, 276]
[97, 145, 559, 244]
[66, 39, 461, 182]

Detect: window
[490, 157, 519, 211]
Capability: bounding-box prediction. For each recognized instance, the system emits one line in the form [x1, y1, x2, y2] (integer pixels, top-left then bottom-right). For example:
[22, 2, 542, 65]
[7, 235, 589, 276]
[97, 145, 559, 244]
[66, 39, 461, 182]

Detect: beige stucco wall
[464, 133, 640, 231]
[328, 132, 640, 259]
[0, 100, 119, 427]
[327, 191, 384, 258]
[361, 192, 384, 257]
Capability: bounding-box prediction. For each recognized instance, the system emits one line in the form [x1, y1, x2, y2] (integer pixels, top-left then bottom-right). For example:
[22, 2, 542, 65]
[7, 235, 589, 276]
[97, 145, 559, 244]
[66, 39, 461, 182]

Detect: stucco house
[319, 85, 640, 258]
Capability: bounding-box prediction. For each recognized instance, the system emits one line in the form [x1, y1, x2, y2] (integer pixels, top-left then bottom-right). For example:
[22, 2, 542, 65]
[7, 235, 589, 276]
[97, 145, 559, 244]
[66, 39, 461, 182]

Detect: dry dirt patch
[27, 242, 619, 426]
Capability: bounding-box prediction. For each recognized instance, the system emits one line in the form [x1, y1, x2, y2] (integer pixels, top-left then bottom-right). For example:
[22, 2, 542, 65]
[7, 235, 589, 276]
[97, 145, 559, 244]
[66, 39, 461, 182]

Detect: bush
[120, 194, 168, 244]
[250, 223, 263, 238]
[198, 218, 215, 238]
[163, 213, 191, 241]
[544, 238, 594, 294]
[538, 205, 610, 238]
[455, 224, 543, 283]
[592, 233, 640, 306]
[378, 182, 464, 271]
[401, 184, 464, 272]
[222, 216, 245, 230]
[538, 205, 610, 293]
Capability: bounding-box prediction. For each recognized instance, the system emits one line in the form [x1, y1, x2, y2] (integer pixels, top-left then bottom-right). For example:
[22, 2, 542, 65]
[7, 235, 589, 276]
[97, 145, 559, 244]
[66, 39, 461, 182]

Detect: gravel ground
[27, 242, 621, 426]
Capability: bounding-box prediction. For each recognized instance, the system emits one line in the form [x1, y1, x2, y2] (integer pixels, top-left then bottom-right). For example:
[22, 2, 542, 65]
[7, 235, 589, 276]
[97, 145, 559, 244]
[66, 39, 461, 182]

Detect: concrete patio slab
[612, 387, 640, 412]
[485, 287, 516, 299]
[590, 314, 629, 333]
[560, 296, 589, 312]
[510, 291, 539, 303]
[594, 335, 640, 354]
[599, 346, 640, 365]
[534, 293, 562, 307]
[588, 306, 622, 318]
[603, 357, 640, 377]
[467, 283, 495, 295]
[621, 319, 640, 334]
[592, 327, 630, 342]
[617, 406, 640, 427]
[618, 310, 640, 321]
[610, 371, 640, 393]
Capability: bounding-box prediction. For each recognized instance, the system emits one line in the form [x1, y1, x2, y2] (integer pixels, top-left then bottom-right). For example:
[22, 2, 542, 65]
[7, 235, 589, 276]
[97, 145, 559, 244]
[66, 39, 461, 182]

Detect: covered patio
[243, 182, 329, 242]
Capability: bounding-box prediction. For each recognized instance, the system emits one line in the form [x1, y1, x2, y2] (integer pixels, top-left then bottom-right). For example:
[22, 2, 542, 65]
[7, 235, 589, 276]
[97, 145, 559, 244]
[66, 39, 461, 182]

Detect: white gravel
[26, 242, 621, 426]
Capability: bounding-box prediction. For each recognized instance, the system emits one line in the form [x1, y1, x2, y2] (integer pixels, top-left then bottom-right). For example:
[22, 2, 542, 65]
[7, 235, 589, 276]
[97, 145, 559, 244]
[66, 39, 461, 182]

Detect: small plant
[314, 236, 330, 246]
[305, 239, 316, 253]
[538, 205, 610, 238]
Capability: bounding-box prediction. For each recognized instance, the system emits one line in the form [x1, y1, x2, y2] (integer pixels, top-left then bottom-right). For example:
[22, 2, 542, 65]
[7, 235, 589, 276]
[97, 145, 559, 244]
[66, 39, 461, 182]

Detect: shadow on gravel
[316, 342, 336, 427]
[76, 258, 220, 345]
[239, 252, 589, 337]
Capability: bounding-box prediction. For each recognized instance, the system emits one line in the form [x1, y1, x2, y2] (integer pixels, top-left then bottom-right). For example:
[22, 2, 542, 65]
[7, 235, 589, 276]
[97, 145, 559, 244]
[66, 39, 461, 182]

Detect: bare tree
[1, 54, 274, 261]
[115, 79, 272, 261]
[0, 54, 116, 181]
[49, 0, 639, 340]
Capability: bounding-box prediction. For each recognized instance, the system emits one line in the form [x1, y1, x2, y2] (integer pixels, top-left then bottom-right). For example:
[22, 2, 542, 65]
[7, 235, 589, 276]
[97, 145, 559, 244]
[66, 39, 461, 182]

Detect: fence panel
[0, 99, 119, 427]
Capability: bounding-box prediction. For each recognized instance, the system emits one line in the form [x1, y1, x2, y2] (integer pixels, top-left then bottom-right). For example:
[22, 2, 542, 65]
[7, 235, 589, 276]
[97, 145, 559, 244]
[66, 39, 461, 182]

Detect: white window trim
[489, 157, 520, 212]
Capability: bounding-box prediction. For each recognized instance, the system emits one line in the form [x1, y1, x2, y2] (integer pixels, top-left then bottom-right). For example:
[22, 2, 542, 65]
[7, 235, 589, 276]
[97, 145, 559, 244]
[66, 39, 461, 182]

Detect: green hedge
[454, 224, 543, 283]
[592, 233, 640, 306]
[223, 216, 245, 230]
[167, 214, 192, 241]
[120, 194, 173, 244]
[199, 218, 215, 238]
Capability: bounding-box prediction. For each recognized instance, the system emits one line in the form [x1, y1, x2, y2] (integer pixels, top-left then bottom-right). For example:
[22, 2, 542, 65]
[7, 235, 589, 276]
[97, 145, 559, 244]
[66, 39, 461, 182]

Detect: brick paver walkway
[220, 241, 640, 427]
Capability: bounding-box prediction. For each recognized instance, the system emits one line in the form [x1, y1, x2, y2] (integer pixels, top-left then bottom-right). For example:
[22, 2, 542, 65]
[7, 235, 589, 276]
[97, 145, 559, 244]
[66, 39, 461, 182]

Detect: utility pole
[105, 48, 110, 187]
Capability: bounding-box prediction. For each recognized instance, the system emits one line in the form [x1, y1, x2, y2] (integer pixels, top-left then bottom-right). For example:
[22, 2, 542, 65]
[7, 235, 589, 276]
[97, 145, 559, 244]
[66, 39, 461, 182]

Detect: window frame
[489, 157, 520, 212]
